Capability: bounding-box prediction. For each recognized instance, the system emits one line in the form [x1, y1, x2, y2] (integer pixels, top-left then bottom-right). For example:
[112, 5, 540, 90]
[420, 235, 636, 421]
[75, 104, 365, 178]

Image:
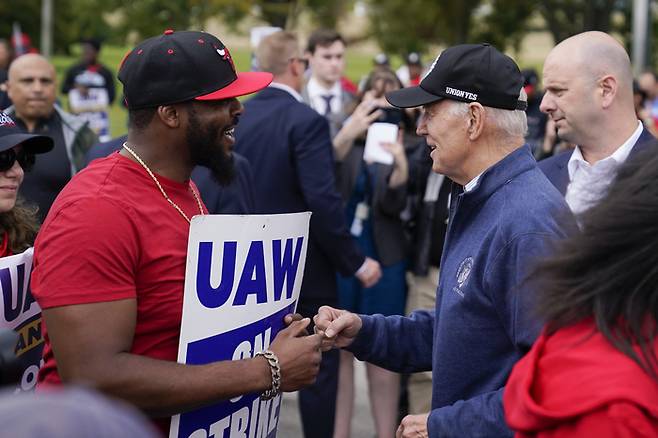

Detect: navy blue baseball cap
[386, 43, 527, 111]
[0, 112, 53, 154]
[119, 29, 273, 110]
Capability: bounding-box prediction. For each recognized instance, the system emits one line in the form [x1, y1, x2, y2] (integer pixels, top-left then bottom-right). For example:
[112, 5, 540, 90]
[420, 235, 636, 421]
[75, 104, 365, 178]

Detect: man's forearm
[347, 311, 434, 373]
[332, 128, 355, 161]
[65, 352, 271, 417]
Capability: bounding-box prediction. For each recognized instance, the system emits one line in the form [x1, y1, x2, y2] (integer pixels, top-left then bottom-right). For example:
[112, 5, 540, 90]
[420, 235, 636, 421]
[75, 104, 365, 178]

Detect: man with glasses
[233, 30, 381, 438]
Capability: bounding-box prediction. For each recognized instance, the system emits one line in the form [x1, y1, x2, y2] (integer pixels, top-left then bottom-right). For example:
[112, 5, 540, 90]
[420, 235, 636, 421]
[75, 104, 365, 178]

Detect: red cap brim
[195, 71, 273, 101]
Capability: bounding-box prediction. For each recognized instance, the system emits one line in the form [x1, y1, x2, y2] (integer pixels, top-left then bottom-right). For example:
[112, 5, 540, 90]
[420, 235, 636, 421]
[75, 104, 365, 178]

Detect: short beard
[186, 105, 235, 186]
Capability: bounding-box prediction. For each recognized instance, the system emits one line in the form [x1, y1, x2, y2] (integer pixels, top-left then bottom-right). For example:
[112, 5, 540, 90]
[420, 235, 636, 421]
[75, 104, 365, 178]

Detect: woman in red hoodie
[504, 148, 658, 437]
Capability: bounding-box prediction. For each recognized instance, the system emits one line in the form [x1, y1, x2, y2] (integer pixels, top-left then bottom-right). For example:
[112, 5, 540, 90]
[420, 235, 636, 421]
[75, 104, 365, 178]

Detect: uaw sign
[0, 248, 44, 393]
[170, 212, 311, 438]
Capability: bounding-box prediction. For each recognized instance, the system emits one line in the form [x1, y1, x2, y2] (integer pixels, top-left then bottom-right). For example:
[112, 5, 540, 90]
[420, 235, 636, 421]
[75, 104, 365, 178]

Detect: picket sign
[170, 213, 311, 438]
[0, 248, 45, 393]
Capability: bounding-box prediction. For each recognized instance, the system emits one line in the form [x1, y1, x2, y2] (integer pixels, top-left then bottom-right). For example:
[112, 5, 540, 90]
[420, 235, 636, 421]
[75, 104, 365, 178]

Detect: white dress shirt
[268, 82, 304, 102]
[464, 173, 483, 193]
[306, 76, 342, 115]
[565, 121, 643, 215]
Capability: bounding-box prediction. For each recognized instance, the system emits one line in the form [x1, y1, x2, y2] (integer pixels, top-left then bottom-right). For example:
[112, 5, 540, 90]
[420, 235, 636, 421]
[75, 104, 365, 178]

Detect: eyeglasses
[0, 148, 35, 172]
[289, 57, 309, 69]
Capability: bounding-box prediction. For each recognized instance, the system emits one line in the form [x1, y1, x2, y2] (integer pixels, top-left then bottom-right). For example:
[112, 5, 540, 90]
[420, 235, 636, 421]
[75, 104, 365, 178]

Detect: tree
[0, 0, 111, 55]
[366, 0, 484, 55]
[365, 0, 534, 56]
[251, 0, 353, 30]
[103, 0, 250, 41]
[537, 0, 625, 44]
[471, 0, 537, 52]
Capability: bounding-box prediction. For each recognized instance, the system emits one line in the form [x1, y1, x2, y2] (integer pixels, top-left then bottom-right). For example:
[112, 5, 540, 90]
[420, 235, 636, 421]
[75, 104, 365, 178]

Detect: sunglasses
[0, 148, 36, 172]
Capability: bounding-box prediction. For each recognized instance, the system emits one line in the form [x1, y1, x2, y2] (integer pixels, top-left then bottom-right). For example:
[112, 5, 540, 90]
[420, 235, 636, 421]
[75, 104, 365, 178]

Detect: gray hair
[445, 88, 528, 138]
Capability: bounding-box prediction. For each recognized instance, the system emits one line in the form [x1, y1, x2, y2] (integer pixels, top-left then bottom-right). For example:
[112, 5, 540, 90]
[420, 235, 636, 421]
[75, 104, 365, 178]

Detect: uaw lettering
[445, 86, 478, 101]
[196, 237, 304, 309]
[171, 213, 311, 438]
[0, 248, 45, 392]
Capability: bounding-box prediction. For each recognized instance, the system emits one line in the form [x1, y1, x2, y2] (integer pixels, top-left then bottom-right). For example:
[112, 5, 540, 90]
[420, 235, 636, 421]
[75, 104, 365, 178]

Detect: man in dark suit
[234, 31, 382, 438]
[84, 135, 256, 214]
[539, 31, 656, 214]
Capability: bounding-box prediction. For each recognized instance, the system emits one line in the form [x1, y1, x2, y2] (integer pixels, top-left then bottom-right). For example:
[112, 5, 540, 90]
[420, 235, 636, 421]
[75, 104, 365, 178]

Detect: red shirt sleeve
[32, 197, 140, 308]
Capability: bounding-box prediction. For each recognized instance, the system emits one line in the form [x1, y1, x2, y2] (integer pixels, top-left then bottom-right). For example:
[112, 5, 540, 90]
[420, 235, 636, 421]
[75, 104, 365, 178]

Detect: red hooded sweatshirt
[505, 318, 658, 437]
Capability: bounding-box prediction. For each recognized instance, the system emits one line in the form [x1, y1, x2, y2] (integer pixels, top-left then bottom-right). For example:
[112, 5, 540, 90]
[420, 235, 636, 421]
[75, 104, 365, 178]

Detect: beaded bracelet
[255, 350, 281, 400]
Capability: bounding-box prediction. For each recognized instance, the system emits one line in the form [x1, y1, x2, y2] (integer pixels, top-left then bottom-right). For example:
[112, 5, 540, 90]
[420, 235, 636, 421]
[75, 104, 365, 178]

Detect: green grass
[51, 44, 378, 139]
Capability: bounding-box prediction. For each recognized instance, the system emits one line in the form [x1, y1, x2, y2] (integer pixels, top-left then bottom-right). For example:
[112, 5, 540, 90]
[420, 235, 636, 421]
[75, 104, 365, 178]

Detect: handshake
[269, 309, 428, 438]
[259, 256, 378, 394]
[261, 306, 363, 393]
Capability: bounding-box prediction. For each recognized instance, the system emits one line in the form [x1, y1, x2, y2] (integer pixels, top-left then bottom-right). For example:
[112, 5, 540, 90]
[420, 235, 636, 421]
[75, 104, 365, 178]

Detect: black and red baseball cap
[386, 43, 527, 111]
[118, 30, 273, 110]
[0, 112, 53, 154]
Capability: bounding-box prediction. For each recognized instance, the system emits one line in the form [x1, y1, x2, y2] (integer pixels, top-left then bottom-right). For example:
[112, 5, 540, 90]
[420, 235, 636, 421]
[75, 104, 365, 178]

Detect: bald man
[5, 54, 97, 220]
[538, 31, 656, 215]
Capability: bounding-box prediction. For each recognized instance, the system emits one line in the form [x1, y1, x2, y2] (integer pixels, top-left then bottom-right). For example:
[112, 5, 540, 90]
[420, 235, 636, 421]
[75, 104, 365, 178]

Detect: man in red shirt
[31, 30, 323, 429]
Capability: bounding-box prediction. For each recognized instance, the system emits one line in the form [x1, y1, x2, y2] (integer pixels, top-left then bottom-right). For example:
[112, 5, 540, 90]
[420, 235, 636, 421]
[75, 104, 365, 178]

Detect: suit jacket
[83, 135, 255, 214]
[234, 86, 365, 310]
[192, 154, 255, 214]
[539, 128, 656, 194]
[335, 144, 407, 267]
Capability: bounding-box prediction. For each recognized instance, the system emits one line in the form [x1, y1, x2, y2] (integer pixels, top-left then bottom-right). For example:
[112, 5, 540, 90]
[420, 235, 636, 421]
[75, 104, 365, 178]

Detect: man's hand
[356, 256, 382, 288]
[333, 100, 383, 161]
[396, 413, 430, 438]
[268, 318, 323, 391]
[313, 305, 362, 351]
[381, 131, 409, 188]
[283, 313, 307, 329]
[341, 99, 383, 140]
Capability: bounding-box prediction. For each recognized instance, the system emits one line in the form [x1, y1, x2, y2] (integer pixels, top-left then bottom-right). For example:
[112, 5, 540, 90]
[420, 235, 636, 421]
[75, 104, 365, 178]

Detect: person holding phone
[333, 68, 410, 438]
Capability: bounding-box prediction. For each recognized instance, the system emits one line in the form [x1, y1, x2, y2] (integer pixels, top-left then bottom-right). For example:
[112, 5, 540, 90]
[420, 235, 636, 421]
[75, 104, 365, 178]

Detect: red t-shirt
[32, 152, 207, 385]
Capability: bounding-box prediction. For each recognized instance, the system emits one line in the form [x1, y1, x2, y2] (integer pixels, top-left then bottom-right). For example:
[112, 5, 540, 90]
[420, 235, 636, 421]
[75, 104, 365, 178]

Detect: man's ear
[156, 105, 181, 128]
[467, 103, 486, 141]
[5, 80, 13, 101]
[599, 75, 617, 109]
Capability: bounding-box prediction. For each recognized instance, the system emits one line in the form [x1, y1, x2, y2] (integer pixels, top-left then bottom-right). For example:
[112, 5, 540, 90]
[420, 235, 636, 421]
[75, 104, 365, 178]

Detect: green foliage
[103, 0, 251, 41]
[246, 0, 353, 29]
[305, 0, 353, 28]
[256, 0, 291, 28]
[366, 0, 531, 55]
[537, 0, 626, 44]
[471, 0, 537, 51]
[0, 0, 110, 54]
[366, 0, 633, 63]
[366, 0, 450, 55]
[0, 0, 41, 48]
[0, 0, 641, 69]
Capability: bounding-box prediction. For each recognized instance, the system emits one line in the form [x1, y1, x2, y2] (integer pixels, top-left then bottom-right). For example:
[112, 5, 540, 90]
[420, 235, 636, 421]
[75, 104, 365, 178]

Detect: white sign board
[0, 248, 44, 392]
[170, 213, 311, 438]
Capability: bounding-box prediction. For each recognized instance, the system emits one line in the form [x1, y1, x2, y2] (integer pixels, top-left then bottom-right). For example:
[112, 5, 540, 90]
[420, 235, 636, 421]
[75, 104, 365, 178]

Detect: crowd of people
[0, 25, 656, 438]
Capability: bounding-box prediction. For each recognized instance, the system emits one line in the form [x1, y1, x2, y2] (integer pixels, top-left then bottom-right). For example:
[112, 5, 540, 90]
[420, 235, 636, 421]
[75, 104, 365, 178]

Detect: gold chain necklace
[122, 142, 204, 223]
